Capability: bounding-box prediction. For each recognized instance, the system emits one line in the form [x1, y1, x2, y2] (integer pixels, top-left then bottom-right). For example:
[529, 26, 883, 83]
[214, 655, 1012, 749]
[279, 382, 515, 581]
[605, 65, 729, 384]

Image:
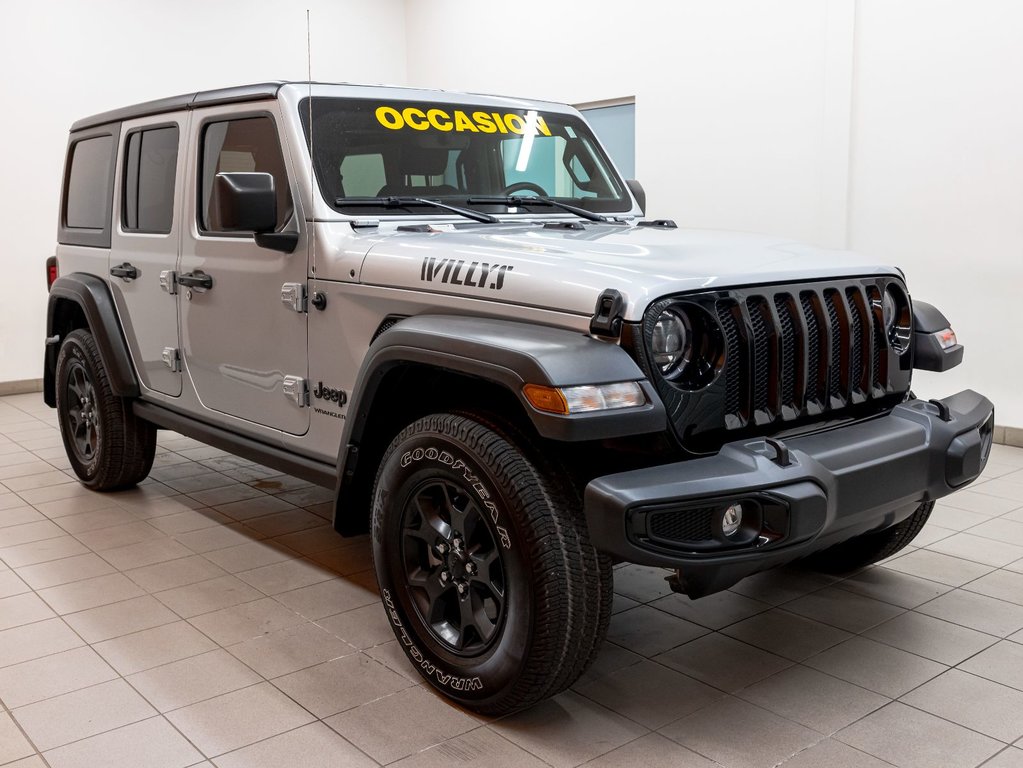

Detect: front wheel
[55, 329, 156, 490]
[371, 413, 611, 715]
[805, 501, 935, 572]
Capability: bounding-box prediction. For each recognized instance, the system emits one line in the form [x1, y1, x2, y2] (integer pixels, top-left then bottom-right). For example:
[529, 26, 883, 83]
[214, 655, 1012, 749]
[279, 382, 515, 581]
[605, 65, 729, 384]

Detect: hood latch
[590, 289, 625, 339]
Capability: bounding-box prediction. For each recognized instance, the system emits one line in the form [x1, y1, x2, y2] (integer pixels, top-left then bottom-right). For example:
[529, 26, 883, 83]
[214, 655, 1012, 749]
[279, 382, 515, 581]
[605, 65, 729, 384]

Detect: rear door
[108, 117, 185, 396]
[177, 104, 309, 435]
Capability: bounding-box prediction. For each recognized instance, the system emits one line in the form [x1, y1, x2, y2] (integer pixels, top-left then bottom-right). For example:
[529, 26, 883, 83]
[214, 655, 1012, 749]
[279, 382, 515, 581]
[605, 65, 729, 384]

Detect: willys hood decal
[357, 223, 899, 322]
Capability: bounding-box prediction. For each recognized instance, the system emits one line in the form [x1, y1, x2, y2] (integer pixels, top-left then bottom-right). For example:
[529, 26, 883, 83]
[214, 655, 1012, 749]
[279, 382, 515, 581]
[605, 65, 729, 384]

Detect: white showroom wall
[403, 0, 1023, 427]
[0, 0, 407, 387]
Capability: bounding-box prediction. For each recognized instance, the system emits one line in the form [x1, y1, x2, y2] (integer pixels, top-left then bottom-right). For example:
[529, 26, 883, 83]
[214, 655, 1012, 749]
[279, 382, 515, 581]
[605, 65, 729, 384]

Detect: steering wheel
[502, 181, 549, 197]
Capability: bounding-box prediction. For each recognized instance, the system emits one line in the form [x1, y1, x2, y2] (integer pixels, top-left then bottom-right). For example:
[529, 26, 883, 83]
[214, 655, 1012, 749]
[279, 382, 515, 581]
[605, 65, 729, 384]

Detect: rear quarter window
[59, 128, 120, 247]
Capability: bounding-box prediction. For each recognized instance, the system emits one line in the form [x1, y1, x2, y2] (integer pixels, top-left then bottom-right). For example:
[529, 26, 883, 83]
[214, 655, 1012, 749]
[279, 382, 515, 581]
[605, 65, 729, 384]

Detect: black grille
[648, 507, 715, 545]
[709, 281, 900, 430]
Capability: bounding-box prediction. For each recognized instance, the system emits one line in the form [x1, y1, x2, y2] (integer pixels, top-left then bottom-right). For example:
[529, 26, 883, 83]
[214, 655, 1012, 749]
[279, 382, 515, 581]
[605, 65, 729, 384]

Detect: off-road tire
[806, 501, 935, 573]
[371, 412, 612, 715]
[55, 329, 156, 490]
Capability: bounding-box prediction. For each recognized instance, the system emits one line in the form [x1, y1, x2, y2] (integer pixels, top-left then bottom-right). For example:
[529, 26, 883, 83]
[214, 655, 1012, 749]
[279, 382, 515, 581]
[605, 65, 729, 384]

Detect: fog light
[721, 503, 743, 537]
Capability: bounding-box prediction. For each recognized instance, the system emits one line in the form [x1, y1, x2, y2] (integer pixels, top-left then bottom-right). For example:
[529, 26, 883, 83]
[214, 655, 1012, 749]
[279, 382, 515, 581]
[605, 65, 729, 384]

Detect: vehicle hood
[356, 222, 900, 322]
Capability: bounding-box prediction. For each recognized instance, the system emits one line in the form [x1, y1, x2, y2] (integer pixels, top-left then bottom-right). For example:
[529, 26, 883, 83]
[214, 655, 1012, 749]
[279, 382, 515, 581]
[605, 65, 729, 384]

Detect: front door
[109, 117, 184, 396]
[178, 105, 309, 435]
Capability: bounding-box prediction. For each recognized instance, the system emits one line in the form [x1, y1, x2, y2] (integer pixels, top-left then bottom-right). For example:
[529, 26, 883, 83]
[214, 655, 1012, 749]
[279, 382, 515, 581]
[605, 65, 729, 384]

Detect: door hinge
[282, 375, 309, 407]
[281, 283, 307, 313]
[162, 347, 181, 372]
[160, 270, 178, 295]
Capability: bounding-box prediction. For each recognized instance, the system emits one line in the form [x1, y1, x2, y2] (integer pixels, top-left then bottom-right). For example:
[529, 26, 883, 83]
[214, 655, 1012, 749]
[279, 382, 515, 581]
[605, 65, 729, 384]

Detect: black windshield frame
[299, 97, 632, 217]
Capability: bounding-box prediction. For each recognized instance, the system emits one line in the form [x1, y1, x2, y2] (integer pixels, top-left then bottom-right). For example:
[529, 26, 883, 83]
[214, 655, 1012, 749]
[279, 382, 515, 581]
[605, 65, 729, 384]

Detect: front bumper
[584, 389, 994, 597]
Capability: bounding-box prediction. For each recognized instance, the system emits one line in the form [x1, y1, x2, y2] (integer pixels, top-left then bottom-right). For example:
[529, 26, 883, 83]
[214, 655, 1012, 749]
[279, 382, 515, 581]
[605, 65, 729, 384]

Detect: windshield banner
[374, 105, 552, 136]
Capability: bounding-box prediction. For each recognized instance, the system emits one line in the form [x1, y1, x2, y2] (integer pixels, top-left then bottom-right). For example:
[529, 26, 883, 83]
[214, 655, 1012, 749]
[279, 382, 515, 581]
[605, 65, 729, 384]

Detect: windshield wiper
[466, 195, 609, 223]
[335, 196, 499, 224]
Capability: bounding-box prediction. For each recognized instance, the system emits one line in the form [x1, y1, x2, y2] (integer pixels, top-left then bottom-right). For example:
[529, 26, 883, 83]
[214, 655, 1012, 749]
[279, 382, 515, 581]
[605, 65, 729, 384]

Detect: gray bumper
[584, 390, 995, 596]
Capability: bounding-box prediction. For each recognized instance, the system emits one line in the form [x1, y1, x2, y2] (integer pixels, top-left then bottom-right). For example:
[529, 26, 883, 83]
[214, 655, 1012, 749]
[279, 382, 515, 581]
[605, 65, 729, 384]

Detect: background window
[339, 153, 386, 197]
[200, 117, 293, 232]
[580, 102, 635, 180]
[123, 126, 179, 233]
[65, 135, 114, 229]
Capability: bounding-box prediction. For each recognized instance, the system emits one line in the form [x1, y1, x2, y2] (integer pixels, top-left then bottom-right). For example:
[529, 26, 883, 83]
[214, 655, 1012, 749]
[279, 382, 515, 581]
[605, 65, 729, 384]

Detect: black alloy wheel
[62, 359, 100, 465]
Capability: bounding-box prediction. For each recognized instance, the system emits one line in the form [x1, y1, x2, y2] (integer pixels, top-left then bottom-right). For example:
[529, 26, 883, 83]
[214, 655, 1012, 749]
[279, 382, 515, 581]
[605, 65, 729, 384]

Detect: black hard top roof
[71, 82, 288, 132]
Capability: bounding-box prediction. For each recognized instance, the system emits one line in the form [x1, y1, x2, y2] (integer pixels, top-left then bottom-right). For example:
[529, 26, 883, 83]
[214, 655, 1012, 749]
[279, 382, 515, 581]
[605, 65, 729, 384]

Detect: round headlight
[651, 310, 687, 372]
[883, 284, 912, 354]
[882, 288, 897, 331]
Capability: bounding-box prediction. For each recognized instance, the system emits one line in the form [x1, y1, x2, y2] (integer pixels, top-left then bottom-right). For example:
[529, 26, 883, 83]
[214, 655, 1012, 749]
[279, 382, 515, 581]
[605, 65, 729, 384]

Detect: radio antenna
[306, 9, 316, 275]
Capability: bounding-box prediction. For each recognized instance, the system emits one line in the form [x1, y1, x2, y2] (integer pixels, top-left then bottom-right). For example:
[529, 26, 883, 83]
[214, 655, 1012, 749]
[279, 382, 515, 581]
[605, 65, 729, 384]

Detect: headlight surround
[883, 283, 912, 355]
[651, 310, 688, 373]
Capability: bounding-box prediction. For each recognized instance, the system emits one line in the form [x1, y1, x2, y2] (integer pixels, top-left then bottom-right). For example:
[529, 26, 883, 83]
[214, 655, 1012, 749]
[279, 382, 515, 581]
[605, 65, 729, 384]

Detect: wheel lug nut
[456, 581, 467, 595]
[436, 542, 448, 556]
[440, 570, 450, 583]
[466, 562, 477, 576]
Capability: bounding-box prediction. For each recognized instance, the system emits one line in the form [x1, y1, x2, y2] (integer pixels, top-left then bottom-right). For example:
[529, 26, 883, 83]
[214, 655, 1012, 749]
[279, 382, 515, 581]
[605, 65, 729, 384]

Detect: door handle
[177, 271, 213, 290]
[110, 263, 138, 281]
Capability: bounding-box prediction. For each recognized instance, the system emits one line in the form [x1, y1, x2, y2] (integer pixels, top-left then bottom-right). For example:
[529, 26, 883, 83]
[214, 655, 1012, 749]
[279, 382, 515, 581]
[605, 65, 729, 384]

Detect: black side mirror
[214, 172, 277, 233]
[626, 179, 646, 215]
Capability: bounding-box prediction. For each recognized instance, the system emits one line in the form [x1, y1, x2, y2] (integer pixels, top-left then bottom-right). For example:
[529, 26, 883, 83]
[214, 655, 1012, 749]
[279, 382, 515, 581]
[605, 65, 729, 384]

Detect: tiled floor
[0, 392, 1022, 768]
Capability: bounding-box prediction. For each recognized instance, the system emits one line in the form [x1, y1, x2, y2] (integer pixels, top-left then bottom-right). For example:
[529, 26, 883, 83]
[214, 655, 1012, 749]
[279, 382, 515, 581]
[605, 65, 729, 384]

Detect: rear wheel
[805, 501, 935, 572]
[371, 412, 611, 715]
[55, 329, 156, 490]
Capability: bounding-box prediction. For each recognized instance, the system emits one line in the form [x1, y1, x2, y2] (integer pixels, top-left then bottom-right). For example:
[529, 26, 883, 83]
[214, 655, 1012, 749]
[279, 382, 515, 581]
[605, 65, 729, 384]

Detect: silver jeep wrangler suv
[45, 81, 994, 714]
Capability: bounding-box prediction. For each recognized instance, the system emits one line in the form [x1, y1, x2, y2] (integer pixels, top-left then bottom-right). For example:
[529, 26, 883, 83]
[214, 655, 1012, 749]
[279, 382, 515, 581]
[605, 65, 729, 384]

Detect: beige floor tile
[236, 558, 335, 596]
[64, 594, 178, 643]
[271, 526, 347, 556]
[784, 586, 905, 633]
[155, 575, 264, 618]
[326, 686, 478, 764]
[882, 549, 996, 586]
[173, 523, 265, 554]
[1, 756, 47, 768]
[722, 608, 851, 661]
[317, 603, 394, 650]
[577, 658, 723, 729]
[125, 554, 228, 592]
[0, 520, 64, 547]
[274, 485, 333, 507]
[31, 494, 115, 519]
[985, 747, 1023, 768]
[390, 726, 552, 768]
[728, 567, 840, 605]
[0, 593, 54, 631]
[612, 564, 677, 603]
[244, 509, 325, 538]
[0, 712, 35, 765]
[916, 589, 1023, 637]
[836, 701, 1001, 768]
[201, 540, 297, 573]
[804, 636, 946, 698]
[363, 639, 419, 682]
[98, 537, 193, 571]
[929, 503, 995, 531]
[1, 471, 75, 493]
[161, 472, 236, 495]
[605, 605, 708, 657]
[0, 460, 54, 482]
[127, 649, 261, 711]
[573, 641, 645, 689]
[213, 494, 297, 521]
[74, 521, 166, 552]
[187, 483, 266, 508]
[14, 552, 115, 589]
[778, 738, 894, 768]
[927, 532, 1023, 567]
[17, 481, 101, 505]
[738, 665, 889, 735]
[213, 721, 376, 768]
[653, 633, 792, 693]
[228, 621, 355, 679]
[166, 681, 314, 757]
[902, 669, 1023, 743]
[941, 489, 1022, 516]
[834, 565, 951, 608]
[0, 618, 83, 668]
[960, 641, 1023, 691]
[37, 572, 145, 614]
[147, 508, 232, 535]
[0, 570, 29, 599]
[659, 696, 821, 768]
[43, 715, 203, 768]
[189, 597, 305, 645]
[0, 646, 117, 709]
[274, 577, 379, 621]
[94, 620, 217, 675]
[581, 732, 718, 767]
[649, 589, 770, 630]
[863, 610, 999, 665]
[0, 506, 46, 528]
[307, 542, 375, 577]
[12, 678, 155, 750]
[964, 569, 1023, 607]
[54, 507, 141, 535]
[273, 652, 411, 718]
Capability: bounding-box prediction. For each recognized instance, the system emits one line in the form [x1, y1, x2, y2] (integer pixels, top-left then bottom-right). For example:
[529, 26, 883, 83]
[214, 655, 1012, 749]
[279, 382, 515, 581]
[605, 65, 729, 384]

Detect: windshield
[300, 97, 630, 216]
